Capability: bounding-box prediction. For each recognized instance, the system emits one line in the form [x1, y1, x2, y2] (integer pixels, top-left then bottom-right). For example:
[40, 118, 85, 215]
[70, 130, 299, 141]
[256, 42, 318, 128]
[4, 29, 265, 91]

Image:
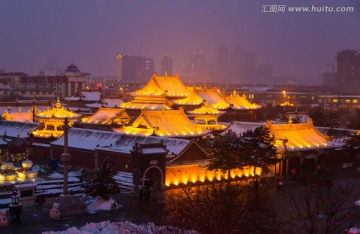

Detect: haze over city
[0, 0, 359, 84]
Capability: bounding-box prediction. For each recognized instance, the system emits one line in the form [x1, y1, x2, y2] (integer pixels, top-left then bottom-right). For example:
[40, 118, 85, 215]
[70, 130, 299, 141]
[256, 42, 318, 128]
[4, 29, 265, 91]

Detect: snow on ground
[48, 172, 81, 179]
[355, 199, 360, 206]
[48, 173, 64, 179]
[42, 220, 198, 234]
[32, 165, 40, 172]
[87, 198, 122, 214]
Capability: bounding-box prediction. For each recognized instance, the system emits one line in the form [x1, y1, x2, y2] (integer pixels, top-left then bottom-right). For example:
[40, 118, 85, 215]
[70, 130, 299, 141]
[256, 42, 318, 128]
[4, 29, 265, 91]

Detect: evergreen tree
[241, 126, 277, 176]
[207, 130, 247, 179]
[84, 159, 120, 200]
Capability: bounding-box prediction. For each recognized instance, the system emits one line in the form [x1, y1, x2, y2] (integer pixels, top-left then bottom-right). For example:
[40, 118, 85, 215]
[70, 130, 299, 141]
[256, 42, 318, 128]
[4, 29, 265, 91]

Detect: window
[345, 99, 351, 103]
[353, 100, 358, 104]
[332, 99, 338, 103]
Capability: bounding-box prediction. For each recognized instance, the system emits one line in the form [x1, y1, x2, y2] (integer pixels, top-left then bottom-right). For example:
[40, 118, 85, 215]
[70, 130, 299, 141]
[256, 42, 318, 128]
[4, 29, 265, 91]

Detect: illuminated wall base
[165, 164, 274, 187]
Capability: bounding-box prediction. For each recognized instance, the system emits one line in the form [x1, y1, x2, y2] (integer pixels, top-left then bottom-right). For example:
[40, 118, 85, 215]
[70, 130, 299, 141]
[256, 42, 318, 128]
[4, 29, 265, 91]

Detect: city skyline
[0, 0, 359, 83]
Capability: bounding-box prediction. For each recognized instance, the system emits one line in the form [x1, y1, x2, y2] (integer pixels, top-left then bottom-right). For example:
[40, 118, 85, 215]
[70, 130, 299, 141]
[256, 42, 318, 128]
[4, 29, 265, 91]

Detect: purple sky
[0, 0, 359, 82]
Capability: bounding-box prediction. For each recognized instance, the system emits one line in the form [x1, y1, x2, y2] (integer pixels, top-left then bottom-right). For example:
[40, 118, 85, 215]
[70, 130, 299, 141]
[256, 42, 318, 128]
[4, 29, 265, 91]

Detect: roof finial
[55, 97, 61, 108]
[288, 115, 293, 124]
[164, 71, 168, 77]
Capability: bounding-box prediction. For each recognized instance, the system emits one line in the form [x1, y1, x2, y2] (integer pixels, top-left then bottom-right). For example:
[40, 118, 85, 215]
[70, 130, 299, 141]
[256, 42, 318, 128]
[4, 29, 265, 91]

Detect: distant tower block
[161, 55, 173, 76]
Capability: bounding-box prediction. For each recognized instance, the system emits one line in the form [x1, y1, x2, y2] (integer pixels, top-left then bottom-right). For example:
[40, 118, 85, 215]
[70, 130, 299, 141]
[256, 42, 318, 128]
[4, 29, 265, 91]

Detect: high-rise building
[336, 50, 360, 93]
[214, 45, 229, 83]
[161, 55, 173, 76]
[230, 46, 256, 84]
[116, 54, 123, 80]
[117, 54, 155, 83]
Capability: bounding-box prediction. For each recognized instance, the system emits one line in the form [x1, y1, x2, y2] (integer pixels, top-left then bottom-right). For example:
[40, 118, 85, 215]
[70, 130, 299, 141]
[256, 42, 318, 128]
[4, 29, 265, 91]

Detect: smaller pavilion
[187, 101, 226, 130]
[32, 98, 81, 139]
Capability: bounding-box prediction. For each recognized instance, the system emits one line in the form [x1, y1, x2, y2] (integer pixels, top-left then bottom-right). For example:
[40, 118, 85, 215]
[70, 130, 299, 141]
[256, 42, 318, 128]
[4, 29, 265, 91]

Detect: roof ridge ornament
[55, 97, 61, 108]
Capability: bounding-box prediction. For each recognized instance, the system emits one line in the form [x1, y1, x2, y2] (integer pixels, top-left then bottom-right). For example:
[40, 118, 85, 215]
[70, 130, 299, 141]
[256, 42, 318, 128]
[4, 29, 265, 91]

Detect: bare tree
[287, 185, 358, 234]
[164, 182, 279, 234]
[164, 182, 249, 234]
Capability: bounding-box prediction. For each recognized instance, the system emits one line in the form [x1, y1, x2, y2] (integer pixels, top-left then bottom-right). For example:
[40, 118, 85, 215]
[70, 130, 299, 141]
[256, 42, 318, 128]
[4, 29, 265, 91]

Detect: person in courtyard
[276, 177, 283, 190]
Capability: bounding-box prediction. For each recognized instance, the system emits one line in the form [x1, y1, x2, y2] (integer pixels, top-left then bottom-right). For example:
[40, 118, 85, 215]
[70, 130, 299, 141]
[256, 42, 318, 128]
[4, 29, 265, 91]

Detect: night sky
[0, 0, 359, 82]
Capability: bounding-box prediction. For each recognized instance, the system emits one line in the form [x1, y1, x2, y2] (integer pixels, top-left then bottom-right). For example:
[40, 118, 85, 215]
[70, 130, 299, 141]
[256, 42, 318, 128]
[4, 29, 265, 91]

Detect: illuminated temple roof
[81, 107, 131, 125]
[118, 109, 209, 137]
[120, 95, 172, 110]
[225, 91, 262, 110]
[267, 119, 343, 151]
[32, 98, 82, 139]
[172, 90, 203, 106]
[132, 74, 190, 98]
[187, 101, 224, 115]
[195, 87, 224, 104]
[2, 110, 33, 122]
[67, 90, 102, 102]
[36, 98, 81, 121]
[51, 127, 193, 156]
[173, 86, 226, 106]
[225, 120, 342, 152]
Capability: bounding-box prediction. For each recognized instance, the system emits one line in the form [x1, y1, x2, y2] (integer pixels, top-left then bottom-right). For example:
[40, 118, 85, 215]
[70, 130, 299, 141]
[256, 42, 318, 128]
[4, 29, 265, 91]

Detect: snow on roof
[0, 120, 39, 138]
[121, 109, 209, 137]
[226, 91, 262, 110]
[211, 98, 230, 110]
[81, 108, 129, 125]
[80, 90, 101, 101]
[51, 127, 191, 156]
[0, 105, 50, 114]
[67, 97, 81, 101]
[85, 103, 102, 108]
[266, 120, 344, 151]
[134, 74, 190, 97]
[36, 99, 81, 120]
[121, 102, 172, 110]
[224, 121, 265, 135]
[141, 147, 168, 154]
[187, 102, 224, 115]
[195, 87, 224, 104]
[102, 98, 123, 108]
[121, 95, 173, 110]
[172, 90, 203, 105]
[2, 111, 33, 122]
[225, 120, 342, 152]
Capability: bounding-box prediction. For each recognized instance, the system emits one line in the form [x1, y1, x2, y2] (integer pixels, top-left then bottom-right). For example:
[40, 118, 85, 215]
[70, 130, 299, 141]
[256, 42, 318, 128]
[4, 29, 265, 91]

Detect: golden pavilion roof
[132, 74, 190, 98]
[266, 119, 341, 151]
[226, 91, 262, 110]
[119, 109, 209, 137]
[172, 90, 203, 106]
[195, 87, 224, 104]
[211, 98, 231, 110]
[187, 101, 224, 115]
[2, 110, 33, 122]
[36, 98, 81, 121]
[120, 95, 172, 110]
[32, 119, 66, 138]
[81, 107, 130, 125]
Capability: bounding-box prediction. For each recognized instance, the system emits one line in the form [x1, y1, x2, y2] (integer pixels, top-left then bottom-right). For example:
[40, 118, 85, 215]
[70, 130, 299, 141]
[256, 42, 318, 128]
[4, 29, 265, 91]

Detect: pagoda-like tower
[32, 98, 81, 139]
[120, 73, 190, 115]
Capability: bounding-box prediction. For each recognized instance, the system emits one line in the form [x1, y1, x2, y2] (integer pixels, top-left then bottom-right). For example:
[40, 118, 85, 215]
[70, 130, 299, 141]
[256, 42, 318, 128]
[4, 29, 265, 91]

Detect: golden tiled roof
[120, 109, 208, 137]
[226, 91, 261, 110]
[266, 119, 336, 151]
[133, 74, 190, 98]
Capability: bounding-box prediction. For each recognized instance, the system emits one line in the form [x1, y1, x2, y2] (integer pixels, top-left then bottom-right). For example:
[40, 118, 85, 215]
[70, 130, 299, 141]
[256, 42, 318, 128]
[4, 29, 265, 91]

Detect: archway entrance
[142, 166, 164, 190]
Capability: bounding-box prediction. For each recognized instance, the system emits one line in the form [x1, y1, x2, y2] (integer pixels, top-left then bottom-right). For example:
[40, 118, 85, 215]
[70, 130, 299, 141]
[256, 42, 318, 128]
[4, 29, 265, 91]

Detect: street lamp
[282, 90, 286, 111]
